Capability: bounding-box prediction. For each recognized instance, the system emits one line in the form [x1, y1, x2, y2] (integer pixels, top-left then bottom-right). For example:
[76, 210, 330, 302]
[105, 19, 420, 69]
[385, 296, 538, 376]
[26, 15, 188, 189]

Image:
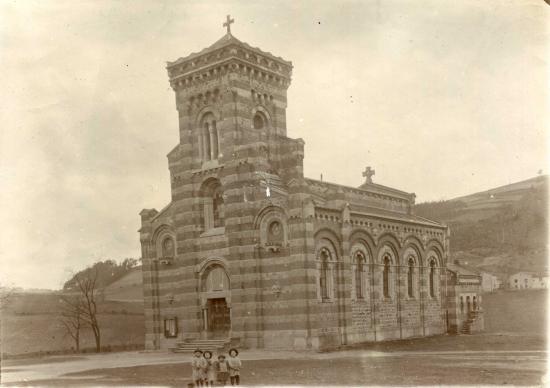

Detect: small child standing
[191, 349, 205, 387]
[202, 351, 215, 387]
[227, 348, 242, 386]
[215, 354, 230, 386]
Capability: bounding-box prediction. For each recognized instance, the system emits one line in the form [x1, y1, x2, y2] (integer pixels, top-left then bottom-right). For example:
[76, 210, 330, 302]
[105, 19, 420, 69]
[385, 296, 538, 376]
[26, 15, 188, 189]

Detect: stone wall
[139, 32, 450, 351]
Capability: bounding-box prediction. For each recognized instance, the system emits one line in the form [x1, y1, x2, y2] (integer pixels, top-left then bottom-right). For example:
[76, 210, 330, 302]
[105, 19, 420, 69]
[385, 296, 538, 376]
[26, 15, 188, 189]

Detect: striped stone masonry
[138, 30, 465, 351]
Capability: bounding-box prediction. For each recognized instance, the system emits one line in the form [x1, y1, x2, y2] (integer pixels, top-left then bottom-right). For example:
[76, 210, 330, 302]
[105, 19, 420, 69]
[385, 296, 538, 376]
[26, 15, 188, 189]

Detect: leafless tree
[73, 268, 102, 352]
[59, 294, 83, 352]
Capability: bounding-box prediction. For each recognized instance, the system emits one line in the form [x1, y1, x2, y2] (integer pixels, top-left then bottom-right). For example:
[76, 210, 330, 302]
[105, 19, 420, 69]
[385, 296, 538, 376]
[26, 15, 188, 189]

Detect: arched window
[473, 296, 477, 311]
[203, 123, 211, 160]
[383, 256, 391, 298]
[320, 250, 330, 300]
[253, 111, 268, 130]
[200, 113, 220, 161]
[201, 179, 224, 231]
[162, 237, 175, 258]
[204, 265, 230, 292]
[466, 295, 471, 312]
[212, 186, 224, 228]
[355, 252, 366, 300]
[429, 259, 436, 298]
[253, 113, 265, 129]
[407, 257, 415, 298]
[460, 296, 464, 313]
[316, 239, 337, 302]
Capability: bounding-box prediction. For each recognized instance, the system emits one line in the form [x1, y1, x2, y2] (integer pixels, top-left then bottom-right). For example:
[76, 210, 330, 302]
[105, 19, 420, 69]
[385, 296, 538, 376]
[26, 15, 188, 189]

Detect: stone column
[208, 123, 215, 160]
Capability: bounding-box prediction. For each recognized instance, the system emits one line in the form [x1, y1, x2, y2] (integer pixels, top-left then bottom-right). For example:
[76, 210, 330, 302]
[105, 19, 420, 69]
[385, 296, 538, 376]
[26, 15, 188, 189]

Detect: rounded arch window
[203, 265, 230, 292]
[200, 178, 224, 230]
[407, 256, 415, 298]
[429, 258, 437, 298]
[253, 112, 266, 129]
[383, 255, 391, 298]
[319, 248, 331, 300]
[199, 112, 219, 161]
[162, 237, 175, 258]
[354, 251, 366, 300]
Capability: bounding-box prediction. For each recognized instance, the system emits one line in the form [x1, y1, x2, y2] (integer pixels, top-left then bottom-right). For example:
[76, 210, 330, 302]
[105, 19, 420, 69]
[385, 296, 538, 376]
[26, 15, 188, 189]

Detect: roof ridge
[167, 32, 292, 68]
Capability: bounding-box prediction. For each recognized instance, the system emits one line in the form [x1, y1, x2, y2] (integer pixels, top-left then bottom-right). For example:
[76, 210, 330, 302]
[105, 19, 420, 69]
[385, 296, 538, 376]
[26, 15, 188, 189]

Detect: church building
[139, 18, 457, 351]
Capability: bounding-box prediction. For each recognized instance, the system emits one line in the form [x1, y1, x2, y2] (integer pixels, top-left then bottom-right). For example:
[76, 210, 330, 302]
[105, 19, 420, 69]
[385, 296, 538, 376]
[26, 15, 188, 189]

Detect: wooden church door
[207, 298, 230, 338]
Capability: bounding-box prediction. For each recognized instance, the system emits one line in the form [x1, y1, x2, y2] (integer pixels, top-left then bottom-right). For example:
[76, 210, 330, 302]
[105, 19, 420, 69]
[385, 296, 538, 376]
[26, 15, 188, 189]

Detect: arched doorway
[200, 263, 231, 339]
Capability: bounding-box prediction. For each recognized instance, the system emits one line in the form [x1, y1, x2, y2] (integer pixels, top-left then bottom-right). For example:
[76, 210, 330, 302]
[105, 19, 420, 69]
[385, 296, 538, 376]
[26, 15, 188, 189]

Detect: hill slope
[103, 267, 143, 302]
[415, 175, 548, 277]
[1, 292, 144, 356]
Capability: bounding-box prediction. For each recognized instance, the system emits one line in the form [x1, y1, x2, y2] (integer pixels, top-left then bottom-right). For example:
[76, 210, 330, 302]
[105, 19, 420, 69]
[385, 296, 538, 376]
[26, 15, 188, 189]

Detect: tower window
[201, 179, 224, 231]
[212, 187, 224, 228]
[253, 113, 265, 129]
[200, 113, 220, 161]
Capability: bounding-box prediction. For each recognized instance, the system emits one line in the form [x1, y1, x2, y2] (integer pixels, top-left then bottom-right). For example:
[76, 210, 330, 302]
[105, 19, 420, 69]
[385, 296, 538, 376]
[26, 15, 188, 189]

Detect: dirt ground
[2, 334, 546, 386]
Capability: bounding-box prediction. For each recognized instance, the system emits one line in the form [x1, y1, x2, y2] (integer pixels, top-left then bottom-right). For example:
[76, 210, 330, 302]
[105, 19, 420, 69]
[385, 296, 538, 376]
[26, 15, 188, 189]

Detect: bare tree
[59, 295, 83, 352]
[74, 268, 102, 352]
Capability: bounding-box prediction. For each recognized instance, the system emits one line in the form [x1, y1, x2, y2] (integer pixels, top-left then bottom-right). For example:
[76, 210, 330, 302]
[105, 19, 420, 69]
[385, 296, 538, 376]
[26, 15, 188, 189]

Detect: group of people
[191, 348, 242, 387]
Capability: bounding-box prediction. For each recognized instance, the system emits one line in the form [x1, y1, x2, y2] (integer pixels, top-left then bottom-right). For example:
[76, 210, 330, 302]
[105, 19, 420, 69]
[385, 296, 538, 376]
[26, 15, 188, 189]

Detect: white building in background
[508, 272, 549, 290]
[481, 272, 501, 292]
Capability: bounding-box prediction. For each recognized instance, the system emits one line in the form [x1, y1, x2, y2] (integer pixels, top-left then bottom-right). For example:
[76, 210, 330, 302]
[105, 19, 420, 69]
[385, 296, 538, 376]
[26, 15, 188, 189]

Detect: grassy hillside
[103, 267, 143, 302]
[1, 292, 144, 356]
[415, 175, 548, 276]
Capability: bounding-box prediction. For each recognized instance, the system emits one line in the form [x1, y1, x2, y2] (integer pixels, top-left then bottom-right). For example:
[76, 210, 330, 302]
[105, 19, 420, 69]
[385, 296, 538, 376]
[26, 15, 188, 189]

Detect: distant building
[446, 263, 484, 334]
[508, 272, 549, 290]
[481, 272, 501, 293]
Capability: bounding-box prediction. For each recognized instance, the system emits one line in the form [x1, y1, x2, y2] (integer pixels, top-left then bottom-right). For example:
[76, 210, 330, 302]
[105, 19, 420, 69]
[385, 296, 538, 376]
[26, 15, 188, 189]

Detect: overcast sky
[1, 1, 548, 289]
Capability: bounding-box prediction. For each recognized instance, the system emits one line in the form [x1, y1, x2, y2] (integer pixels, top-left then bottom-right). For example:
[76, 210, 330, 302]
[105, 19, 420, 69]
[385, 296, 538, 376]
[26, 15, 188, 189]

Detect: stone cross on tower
[363, 166, 375, 184]
[223, 15, 234, 34]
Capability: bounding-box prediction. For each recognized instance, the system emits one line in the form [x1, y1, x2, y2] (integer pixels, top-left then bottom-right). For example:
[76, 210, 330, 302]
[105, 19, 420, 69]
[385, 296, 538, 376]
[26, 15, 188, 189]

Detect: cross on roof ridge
[223, 15, 234, 34]
[362, 166, 375, 184]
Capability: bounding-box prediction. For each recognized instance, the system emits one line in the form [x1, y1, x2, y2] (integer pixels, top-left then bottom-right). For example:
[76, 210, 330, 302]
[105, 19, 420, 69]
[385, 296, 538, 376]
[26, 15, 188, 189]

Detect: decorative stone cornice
[166, 34, 293, 91]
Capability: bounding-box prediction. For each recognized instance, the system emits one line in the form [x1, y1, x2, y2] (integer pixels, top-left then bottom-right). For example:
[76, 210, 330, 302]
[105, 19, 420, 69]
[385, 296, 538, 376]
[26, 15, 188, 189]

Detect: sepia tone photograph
[0, 0, 548, 386]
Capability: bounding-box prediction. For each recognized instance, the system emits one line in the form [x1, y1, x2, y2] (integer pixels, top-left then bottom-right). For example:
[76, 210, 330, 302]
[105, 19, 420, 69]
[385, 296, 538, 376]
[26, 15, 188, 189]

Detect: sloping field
[103, 267, 143, 302]
[1, 293, 144, 356]
[483, 289, 547, 336]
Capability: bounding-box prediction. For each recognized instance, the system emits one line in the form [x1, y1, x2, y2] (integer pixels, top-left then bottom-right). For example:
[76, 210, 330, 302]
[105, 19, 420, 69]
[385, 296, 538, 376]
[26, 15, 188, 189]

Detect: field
[1, 288, 547, 386]
[1, 292, 144, 356]
[2, 334, 545, 386]
[483, 289, 547, 335]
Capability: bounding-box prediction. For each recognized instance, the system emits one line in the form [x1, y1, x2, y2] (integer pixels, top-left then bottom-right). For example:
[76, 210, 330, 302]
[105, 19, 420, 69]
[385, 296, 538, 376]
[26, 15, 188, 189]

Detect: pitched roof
[447, 262, 480, 276]
[167, 32, 292, 68]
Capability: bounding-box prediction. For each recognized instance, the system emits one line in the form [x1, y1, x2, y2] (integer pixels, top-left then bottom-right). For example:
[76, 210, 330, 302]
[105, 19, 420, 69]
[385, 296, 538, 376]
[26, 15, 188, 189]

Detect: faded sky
[1, 1, 548, 289]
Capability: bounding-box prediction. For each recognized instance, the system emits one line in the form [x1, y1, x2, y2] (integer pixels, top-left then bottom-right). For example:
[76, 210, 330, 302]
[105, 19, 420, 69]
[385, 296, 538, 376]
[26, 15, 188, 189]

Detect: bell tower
[166, 16, 293, 172]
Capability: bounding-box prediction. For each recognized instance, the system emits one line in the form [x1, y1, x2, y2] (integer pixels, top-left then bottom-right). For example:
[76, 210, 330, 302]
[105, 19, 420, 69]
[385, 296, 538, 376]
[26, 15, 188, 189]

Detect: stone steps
[460, 311, 482, 334]
[171, 339, 230, 354]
